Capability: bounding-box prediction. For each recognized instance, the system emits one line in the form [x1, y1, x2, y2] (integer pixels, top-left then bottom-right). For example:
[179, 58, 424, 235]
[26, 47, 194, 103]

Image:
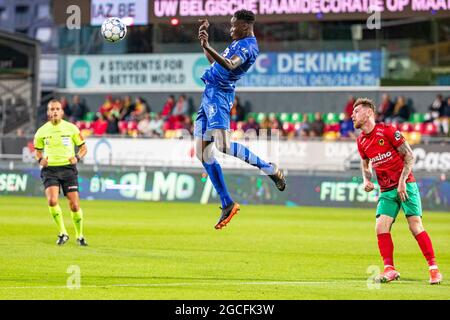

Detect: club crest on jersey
[207, 104, 217, 119]
[394, 130, 401, 141]
[378, 139, 385, 146]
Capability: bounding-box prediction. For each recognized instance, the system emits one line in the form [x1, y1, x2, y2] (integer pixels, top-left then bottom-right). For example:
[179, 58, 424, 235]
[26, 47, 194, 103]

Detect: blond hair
[353, 97, 376, 113]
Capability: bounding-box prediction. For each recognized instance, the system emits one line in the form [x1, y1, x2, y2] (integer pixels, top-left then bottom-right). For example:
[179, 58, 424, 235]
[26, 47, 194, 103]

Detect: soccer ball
[101, 17, 127, 43]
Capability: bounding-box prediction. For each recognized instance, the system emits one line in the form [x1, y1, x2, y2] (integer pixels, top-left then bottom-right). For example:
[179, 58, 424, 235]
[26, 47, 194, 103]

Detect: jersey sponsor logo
[394, 130, 401, 141]
[378, 139, 384, 146]
[206, 104, 217, 119]
[370, 151, 392, 163]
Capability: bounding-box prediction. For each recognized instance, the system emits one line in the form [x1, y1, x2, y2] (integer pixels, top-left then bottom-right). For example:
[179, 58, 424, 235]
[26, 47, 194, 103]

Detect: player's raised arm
[198, 19, 214, 64]
[396, 140, 415, 201]
[198, 29, 243, 71]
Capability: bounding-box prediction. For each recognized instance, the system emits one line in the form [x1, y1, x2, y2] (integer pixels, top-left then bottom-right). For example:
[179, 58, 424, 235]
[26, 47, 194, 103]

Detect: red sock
[415, 231, 437, 267]
[377, 233, 394, 268]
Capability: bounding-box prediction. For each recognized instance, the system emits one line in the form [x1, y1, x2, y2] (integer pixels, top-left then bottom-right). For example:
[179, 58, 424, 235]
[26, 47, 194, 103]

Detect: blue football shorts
[194, 85, 235, 140]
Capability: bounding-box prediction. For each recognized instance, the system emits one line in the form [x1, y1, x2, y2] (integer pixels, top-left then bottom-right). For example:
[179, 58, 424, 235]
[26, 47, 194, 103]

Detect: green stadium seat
[324, 112, 340, 124]
[409, 113, 425, 124]
[268, 112, 277, 120]
[278, 112, 290, 123]
[291, 112, 302, 123]
[84, 112, 96, 121]
[246, 112, 257, 121]
[256, 112, 266, 123]
[307, 112, 315, 123]
[191, 112, 197, 122]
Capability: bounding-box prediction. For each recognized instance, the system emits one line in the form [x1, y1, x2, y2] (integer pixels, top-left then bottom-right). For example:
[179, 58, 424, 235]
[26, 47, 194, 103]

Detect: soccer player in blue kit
[196, 10, 286, 230]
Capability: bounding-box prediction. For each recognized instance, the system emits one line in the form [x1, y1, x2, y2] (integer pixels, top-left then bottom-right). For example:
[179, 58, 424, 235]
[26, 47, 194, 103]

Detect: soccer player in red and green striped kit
[352, 98, 442, 285]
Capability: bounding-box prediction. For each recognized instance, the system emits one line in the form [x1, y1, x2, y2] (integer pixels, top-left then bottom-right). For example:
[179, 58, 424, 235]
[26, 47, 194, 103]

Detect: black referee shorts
[41, 165, 79, 196]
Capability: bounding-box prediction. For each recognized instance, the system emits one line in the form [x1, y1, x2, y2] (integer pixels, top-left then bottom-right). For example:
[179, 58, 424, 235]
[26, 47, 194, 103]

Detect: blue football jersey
[201, 36, 259, 91]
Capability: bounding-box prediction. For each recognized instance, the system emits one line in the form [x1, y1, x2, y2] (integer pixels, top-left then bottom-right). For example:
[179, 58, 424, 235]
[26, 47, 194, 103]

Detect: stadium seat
[84, 112, 96, 121]
[268, 112, 277, 120]
[246, 112, 257, 121]
[323, 131, 339, 140]
[324, 124, 340, 132]
[399, 122, 412, 132]
[282, 122, 295, 133]
[256, 112, 266, 123]
[291, 112, 302, 123]
[412, 123, 424, 133]
[76, 121, 86, 130]
[191, 112, 197, 122]
[118, 121, 128, 134]
[324, 113, 340, 124]
[409, 113, 425, 124]
[421, 123, 438, 136]
[406, 131, 422, 145]
[306, 113, 315, 122]
[278, 112, 290, 123]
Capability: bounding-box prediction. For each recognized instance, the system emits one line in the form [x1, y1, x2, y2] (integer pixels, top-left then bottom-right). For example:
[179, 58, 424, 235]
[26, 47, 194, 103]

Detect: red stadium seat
[390, 123, 399, 131]
[412, 123, 424, 133]
[118, 121, 128, 134]
[230, 121, 237, 131]
[324, 124, 340, 132]
[282, 122, 295, 133]
[127, 121, 138, 130]
[76, 121, 85, 130]
[399, 122, 412, 133]
[421, 123, 438, 136]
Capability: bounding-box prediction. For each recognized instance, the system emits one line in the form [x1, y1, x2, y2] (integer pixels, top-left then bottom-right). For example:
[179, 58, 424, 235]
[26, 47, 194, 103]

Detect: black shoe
[268, 163, 286, 191]
[76, 237, 88, 246]
[215, 202, 240, 230]
[57, 234, 69, 246]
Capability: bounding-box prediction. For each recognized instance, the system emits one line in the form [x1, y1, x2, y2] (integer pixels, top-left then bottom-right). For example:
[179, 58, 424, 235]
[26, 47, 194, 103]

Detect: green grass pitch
[0, 196, 448, 300]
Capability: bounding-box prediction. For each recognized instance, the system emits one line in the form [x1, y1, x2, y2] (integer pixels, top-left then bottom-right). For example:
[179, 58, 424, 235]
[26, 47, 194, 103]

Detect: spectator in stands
[386, 96, 411, 123]
[60, 96, 70, 118]
[427, 94, 446, 122]
[172, 94, 188, 116]
[131, 97, 149, 121]
[442, 97, 450, 136]
[339, 113, 356, 138]
[138, 113, 152, 136]
[161, 95, 175, 118]
[120, 95, 134, 120]
[99, 95, 113, 117]
[110, 98, 123, 119]
[242, 115, 259, 135]
[377, 93, 394, 122]
[68, 95, 88, 122]
[296, 113, 310, 137]
[259, 115, 270, 130]
[92, 114, 108, 136]
[138, 113, 164, 137]
[344, 95, 356, 118]
[150, 113, 165, 137]
[309, 112, 325, 137]
[106, 114, 120, 135]
[231, 96, 246, 122]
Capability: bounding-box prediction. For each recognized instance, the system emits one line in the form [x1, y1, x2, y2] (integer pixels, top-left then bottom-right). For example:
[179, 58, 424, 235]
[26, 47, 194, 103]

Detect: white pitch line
[0, 280, 420, 290]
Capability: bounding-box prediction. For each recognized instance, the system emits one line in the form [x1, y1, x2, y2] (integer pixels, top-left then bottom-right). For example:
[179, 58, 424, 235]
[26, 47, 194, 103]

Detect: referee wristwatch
[75, 155, 81, 162]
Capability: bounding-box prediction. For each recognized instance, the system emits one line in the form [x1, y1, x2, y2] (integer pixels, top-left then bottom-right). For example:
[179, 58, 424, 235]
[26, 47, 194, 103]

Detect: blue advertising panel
[238, 51, 382, 87]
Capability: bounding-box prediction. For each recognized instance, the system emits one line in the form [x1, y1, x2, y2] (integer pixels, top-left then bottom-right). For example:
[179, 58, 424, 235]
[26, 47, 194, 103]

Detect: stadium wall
[0, 167, 448, 211]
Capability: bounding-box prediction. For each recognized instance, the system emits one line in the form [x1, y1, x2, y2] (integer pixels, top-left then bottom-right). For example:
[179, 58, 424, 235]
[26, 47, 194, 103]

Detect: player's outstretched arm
[361, 158, 374, 192]
[198, 25, 243, 71]
[198, 19, 214, 64]
[396, 141, 415, 201]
